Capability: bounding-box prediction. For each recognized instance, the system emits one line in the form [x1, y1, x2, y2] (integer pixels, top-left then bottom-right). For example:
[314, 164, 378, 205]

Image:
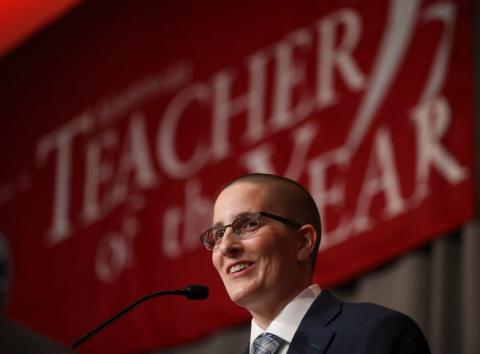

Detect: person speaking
[200, 173, 430, 354]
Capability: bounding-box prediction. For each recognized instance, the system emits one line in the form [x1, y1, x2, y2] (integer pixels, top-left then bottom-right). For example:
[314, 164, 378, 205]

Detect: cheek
[256, 235, 296, 269]
[212, 252, 222, 272]
[254, 234, 282, 258]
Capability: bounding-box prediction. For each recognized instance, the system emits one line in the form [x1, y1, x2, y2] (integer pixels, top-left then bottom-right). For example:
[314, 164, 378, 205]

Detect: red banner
[0, 0, 475, 353]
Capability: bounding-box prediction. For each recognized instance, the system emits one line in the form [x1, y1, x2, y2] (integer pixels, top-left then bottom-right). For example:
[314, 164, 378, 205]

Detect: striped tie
[253, 332, 284, 354]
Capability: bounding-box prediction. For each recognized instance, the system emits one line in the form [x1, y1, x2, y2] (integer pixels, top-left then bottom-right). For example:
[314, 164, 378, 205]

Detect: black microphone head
[184, 284, 209, 300]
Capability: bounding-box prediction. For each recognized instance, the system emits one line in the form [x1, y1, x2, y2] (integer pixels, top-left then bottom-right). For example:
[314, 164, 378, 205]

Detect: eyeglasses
[199, 211, 302, 251]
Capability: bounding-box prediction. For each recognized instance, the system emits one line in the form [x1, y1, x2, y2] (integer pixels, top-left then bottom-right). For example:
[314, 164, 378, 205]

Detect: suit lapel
[287, 291, 342, 354]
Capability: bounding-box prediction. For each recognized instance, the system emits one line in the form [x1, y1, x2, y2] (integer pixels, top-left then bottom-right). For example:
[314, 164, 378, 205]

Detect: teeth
[230, 263, 249, 273]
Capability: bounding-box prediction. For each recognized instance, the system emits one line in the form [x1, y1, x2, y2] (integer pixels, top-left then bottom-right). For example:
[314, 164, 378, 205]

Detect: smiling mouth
[229, 262, 253, 274]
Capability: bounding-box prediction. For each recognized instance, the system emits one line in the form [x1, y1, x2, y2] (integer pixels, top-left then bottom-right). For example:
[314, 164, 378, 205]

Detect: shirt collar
[249, 284, 321, 351]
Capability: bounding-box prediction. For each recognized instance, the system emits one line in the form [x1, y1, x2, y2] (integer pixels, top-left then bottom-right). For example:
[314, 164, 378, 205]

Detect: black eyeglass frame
[199, 211, 302, 251]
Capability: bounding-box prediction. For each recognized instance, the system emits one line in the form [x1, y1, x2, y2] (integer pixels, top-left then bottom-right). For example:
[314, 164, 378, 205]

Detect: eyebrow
[211, 212, 255, 228]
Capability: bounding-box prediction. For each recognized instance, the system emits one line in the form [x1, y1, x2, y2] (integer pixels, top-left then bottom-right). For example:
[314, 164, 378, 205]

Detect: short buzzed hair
[222, 173, 321, 273]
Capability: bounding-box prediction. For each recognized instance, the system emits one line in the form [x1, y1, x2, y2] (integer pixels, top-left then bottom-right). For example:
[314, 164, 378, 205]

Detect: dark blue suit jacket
[244, 291, 430, 354]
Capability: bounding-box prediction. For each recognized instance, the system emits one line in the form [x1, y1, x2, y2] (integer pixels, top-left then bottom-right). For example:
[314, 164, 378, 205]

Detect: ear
[296, 224, 317, 263]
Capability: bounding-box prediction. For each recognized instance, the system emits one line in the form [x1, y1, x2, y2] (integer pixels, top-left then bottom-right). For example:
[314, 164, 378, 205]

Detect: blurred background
[0, 1, 478, 353]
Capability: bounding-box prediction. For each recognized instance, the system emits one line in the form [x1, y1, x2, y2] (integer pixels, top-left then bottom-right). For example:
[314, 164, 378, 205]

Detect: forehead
[213, 182, 276, 223]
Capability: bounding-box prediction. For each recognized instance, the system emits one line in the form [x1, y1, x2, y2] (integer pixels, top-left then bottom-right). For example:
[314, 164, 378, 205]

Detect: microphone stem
[71, 289, 184, 349]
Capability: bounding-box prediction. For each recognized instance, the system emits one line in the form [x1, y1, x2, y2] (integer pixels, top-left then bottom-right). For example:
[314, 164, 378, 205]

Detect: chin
[229, 285, 267, 310]
[227, 285, 255, 306]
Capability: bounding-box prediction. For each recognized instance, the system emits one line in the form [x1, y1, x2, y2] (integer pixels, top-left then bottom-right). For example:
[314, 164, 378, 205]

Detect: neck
[248, 283, 311, 329]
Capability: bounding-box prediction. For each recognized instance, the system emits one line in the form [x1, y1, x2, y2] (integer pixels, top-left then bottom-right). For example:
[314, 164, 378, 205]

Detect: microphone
[184, 284, 209, 300]
[71, 284, 208, 349]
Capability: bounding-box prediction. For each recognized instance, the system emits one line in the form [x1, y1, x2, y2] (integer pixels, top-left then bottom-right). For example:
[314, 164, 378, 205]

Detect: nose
[218, 227, 242, 256]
